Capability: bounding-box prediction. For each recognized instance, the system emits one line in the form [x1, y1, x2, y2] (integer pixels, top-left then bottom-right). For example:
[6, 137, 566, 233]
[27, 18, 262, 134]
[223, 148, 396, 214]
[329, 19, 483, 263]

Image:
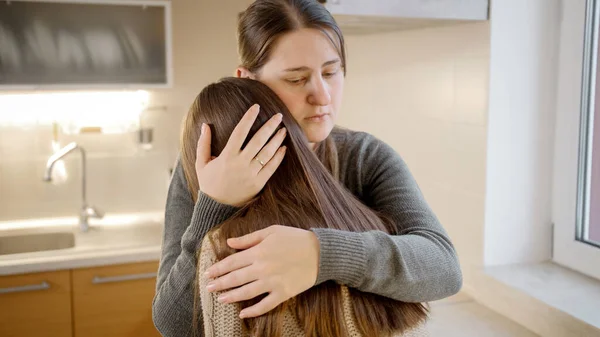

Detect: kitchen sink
[0, 232, 75, 255]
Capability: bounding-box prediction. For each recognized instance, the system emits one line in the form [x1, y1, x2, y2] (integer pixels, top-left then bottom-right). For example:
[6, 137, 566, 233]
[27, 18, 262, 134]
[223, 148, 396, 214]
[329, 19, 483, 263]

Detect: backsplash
[0, 114, 174, 221]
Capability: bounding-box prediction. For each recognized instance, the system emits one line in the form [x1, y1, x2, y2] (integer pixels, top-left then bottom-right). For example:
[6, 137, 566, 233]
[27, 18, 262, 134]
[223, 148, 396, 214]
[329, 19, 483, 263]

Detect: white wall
[339, 21, 490, 287]
[483, 0, 560, 266]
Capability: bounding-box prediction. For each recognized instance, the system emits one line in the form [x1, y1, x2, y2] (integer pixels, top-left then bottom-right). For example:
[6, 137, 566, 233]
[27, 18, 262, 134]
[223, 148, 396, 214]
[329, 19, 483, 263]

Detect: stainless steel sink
[0, 232, 75, 255]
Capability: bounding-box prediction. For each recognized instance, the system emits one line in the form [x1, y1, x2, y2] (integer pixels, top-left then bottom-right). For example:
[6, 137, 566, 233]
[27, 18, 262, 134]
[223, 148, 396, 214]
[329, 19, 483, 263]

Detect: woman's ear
[236, 67, 256, 79]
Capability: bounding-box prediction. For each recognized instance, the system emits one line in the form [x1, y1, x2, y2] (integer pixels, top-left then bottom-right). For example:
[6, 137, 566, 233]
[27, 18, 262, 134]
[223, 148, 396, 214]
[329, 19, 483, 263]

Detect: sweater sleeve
[198, 236, 244, 337]
[311, 133, 462, 303]
[152, 159, 240, 337]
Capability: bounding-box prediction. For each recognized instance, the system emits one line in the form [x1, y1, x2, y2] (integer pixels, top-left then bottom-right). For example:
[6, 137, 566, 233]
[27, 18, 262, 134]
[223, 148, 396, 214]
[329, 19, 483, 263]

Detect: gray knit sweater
[152, 128, 462, 337]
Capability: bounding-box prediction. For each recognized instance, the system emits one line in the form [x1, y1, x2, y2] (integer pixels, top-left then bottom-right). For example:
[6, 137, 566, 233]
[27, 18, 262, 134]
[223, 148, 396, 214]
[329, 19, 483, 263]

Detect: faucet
[43, 142, 103, 232]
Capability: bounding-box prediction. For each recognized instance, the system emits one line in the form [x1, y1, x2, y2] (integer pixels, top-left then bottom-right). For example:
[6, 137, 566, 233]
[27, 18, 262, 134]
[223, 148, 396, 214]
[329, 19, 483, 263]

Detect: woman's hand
[196, 104, 287, 206]
[204, 225, 321, 318]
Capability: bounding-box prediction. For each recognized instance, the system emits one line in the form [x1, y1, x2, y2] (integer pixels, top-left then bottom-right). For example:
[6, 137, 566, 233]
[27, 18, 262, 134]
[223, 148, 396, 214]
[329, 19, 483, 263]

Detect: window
[580, 0, 600, 248]
[591, 135, 600, 243]
[590, 75, 600, 245]
[553, 0, 600, 280]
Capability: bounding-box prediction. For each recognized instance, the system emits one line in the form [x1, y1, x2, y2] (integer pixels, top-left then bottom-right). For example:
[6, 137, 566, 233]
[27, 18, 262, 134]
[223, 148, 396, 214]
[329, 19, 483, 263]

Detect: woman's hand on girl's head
[195, 104, 288, 207]
[203, 225, 320, 319]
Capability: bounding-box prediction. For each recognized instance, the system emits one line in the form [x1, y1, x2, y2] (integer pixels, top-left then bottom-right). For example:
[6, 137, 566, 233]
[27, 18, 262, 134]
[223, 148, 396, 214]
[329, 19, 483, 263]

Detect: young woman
[153, 1, 462, 336]
[186, 76, 430, 337]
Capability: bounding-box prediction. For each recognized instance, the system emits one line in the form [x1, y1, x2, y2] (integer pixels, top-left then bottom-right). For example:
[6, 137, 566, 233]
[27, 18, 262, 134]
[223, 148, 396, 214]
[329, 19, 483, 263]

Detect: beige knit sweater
[198, 235, 430, 337]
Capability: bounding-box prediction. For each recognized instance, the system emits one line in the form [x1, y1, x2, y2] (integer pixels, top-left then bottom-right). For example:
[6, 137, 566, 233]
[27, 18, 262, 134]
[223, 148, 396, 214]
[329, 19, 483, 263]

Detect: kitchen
[1, 0, 599, 337]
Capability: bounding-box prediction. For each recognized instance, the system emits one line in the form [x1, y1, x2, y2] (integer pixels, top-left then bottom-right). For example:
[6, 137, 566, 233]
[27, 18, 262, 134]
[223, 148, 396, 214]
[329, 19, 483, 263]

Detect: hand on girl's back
[205, 225, 321, 318]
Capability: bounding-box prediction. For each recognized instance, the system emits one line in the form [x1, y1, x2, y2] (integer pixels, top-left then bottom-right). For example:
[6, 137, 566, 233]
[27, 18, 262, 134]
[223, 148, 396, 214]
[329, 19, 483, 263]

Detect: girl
[186, 76, 430, 336]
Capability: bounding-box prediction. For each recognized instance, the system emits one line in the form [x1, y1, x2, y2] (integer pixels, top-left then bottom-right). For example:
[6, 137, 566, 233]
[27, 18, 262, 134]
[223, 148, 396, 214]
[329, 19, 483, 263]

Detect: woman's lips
[305, 113, 329, 122]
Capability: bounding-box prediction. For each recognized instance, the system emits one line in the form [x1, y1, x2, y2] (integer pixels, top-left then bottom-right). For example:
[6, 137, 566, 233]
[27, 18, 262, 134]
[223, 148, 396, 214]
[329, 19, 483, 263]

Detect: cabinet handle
[92, 272, 157, 284]
[0, 281, 50, 294]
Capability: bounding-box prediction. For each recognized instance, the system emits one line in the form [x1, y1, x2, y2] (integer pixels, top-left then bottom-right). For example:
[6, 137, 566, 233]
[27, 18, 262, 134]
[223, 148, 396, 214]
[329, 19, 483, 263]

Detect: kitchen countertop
[0, 212, 165, 276]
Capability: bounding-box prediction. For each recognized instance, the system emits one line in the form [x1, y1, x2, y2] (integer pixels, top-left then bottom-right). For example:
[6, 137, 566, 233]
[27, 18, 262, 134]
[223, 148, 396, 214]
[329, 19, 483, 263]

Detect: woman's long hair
[181, 77, 428, 337]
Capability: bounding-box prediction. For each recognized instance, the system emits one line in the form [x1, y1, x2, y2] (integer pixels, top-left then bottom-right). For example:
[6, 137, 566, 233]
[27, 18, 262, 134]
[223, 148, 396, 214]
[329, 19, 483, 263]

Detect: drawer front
[71, 261, 161, 337]
[0, 270, 72, 337]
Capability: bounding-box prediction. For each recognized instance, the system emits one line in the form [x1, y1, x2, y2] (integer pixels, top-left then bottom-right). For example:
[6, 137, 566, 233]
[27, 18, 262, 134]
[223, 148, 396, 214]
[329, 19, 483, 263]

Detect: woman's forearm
[153, 162, 239, 337]
[311, 226, 462, 302]
[311, 131, 463, 302]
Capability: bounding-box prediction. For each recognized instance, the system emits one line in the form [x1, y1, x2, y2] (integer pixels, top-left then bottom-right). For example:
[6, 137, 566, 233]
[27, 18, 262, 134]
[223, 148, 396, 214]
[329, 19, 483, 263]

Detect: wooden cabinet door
[71, 261, 161, 337]
[0, 270, 72, 337]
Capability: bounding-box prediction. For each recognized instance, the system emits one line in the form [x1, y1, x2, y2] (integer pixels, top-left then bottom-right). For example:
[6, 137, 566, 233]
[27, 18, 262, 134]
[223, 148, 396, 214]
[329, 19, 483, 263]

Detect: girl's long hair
[181, 77, 428, 337]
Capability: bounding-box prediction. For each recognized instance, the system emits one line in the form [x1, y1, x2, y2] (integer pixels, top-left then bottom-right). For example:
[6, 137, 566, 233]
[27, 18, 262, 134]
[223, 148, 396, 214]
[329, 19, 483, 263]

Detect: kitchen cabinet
[0, 1, 172, 89]
[322, 0, 489, 34]
[72, 261, 160, 337]
[325, 0, 488, 20]
[0, 261, 159, 337]
[0, 270, 72, 337]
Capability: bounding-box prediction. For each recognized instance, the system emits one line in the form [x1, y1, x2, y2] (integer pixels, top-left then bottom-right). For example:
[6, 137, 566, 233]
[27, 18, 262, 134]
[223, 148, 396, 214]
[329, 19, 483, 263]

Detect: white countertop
[0, 212, 165, 276]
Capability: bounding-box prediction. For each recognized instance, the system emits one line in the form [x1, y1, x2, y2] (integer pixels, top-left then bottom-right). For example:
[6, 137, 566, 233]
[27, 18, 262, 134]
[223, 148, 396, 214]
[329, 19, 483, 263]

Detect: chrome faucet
[43, 142, 103, 232]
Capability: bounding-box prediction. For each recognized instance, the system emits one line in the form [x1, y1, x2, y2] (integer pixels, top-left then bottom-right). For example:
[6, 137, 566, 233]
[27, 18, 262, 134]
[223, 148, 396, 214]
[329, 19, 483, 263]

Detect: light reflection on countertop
[0, 211, 165, 276]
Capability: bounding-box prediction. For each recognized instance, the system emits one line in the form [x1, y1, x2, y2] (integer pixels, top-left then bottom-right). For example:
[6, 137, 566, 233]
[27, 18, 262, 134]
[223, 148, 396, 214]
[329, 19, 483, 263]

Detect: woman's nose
[307, 77, 331, 106]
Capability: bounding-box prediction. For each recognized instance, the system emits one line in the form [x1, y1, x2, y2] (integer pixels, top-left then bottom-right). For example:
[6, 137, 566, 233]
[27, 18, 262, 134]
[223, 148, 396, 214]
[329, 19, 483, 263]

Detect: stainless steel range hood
[323, 0, 490, 34]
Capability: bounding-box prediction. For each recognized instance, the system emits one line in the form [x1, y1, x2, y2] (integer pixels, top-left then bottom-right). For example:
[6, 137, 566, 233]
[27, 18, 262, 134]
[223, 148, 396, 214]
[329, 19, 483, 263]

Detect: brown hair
[181, 77, 428, 337]
[237, 0, 346, 75]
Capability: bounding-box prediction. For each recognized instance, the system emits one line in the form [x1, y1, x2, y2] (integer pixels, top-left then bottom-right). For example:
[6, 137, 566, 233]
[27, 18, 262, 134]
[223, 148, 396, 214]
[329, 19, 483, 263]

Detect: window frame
[553, 0, 600, 281]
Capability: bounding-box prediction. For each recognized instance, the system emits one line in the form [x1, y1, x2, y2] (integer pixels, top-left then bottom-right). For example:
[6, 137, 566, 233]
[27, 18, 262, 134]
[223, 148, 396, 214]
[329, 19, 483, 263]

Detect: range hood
[323, 0, 489, 34]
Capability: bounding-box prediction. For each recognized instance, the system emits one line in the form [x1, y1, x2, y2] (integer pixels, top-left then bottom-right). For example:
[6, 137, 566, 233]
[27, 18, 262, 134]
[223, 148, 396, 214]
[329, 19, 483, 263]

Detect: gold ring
[254, 157, 266, 167]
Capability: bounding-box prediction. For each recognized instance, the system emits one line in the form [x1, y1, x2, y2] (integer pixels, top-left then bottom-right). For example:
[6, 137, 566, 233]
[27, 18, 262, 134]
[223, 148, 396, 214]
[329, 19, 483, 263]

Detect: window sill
[466, 262, 600, 337]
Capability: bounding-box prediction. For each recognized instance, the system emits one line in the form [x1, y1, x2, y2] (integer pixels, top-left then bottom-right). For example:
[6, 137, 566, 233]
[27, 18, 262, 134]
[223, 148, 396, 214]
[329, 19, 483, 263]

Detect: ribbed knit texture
[153, 127, 462, 337]
[310, 228, 366, 286]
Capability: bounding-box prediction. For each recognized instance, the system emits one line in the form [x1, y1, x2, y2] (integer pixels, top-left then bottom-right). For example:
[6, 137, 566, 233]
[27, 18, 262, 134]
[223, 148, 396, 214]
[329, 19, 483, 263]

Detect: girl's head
[182, 77, 428, 337]
[180, 76, 323, 200]
[236, 0, 345, 146]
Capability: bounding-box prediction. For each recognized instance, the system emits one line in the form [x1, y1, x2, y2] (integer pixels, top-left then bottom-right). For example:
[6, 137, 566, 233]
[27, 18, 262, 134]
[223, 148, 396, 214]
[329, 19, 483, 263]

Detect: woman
[152, 1, 462, 336]
[187, 77, 430, 337]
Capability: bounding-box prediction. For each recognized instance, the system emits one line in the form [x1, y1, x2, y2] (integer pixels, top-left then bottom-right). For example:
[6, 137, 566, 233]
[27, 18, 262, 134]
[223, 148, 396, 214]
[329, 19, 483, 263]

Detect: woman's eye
[286, 78, 305, 84]
[323, 71, 337, 78]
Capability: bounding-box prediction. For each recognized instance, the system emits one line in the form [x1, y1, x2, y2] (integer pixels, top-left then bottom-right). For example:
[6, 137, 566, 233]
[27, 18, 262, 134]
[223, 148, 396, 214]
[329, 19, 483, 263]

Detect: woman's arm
[200, 131, 461, 316]
[311, 132, 462, 303]
[152, 159, 239, 337]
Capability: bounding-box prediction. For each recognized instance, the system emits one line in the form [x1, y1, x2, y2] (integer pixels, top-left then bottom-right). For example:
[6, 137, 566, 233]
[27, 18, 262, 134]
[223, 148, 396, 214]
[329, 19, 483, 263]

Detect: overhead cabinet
[323, 0, 489, 33]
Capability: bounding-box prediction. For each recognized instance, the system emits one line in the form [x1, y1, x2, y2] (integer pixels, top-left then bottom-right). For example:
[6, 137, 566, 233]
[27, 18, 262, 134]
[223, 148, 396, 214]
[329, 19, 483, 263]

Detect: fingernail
[207, 283, 216, 292]
[218, 295, 227, 303]
[200, 123, 206, 135]
[239, 311, 247, 319]
[254, 104, 260, 114]
[282, 146, 287, 152]
[276, 113, 283, 120]
[279, 127, 287, 135]
[203, 271, 210, 277]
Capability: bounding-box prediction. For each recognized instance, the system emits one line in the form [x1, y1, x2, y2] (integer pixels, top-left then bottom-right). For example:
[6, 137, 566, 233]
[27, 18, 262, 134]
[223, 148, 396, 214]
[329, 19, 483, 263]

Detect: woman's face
[238, 28, 344, 146]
